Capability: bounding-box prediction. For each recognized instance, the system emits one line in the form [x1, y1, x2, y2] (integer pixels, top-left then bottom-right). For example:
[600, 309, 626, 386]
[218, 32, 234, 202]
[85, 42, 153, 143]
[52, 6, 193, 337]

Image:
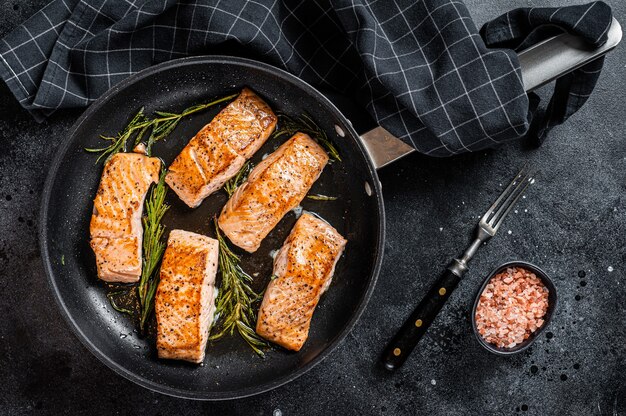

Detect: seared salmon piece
[89, 149, 161, 283]
[166, 88, 276, 208]
[256, 213, 347, 351]
[218, 133, 328, 253]
[155, 230, 219, 364]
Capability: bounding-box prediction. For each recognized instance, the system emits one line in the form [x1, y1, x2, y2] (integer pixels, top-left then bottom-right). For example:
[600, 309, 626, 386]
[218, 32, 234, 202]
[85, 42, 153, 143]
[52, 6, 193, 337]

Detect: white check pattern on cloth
[0, 0, 612, 156]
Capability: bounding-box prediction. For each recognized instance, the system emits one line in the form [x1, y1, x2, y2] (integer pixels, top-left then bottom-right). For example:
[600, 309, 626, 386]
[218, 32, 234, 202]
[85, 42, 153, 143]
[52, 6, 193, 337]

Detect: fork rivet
[439, 287, 447, 296]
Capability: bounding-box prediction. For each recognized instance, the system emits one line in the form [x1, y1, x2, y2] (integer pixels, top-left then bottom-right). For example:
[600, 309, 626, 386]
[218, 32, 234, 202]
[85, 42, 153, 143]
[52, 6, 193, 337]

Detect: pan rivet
[365, 181, 372, 196]
[415, 319, 423, 327]
[439, 287, 447, 296]
[393, 348, 401, 356]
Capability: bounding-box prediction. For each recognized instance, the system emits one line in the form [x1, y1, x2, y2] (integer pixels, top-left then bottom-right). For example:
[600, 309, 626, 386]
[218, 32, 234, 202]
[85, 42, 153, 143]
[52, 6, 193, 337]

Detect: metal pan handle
[360, 17, 622, 170]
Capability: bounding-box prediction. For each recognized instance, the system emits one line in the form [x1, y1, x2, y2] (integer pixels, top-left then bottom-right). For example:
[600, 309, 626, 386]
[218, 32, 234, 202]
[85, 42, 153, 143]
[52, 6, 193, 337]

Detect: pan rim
[39, 55, 386, 400]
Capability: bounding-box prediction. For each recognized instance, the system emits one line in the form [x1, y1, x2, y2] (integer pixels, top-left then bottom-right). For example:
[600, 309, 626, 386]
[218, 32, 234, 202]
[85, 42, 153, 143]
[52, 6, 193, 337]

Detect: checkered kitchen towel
[0, 0, 613, 156]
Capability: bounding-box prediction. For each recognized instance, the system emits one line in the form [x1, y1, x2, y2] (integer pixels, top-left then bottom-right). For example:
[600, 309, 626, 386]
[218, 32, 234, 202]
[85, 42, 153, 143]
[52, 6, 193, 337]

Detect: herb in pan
[210, 218, 267, 357]
[138, 170, 170, 332]
[85, 108, 151, 163]
[106, 291, 134, 316]
[223, 161, 253, 197]
[306, 194, 338, 201]
[85, 93, 237, 161]
[272, 113, 341, 162]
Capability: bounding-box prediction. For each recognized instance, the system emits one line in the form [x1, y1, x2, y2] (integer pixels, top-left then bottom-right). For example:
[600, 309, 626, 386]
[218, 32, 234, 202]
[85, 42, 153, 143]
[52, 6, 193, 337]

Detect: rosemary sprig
[144, 94, 236, 155]
[210, 218, 267, 357]
[138, 170, 170, 332]
[271, 113, 341, 162]
[223, 161, 253, 197]
[86, 93, 237, 161]
[85, 108, 151, 163]
[306, 194, 338, 201]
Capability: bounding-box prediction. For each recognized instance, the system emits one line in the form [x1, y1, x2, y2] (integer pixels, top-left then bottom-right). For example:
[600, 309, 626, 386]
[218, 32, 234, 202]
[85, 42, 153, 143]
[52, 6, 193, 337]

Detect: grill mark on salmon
[155, 230, 219, 364]
[89, 149, 161, 283]
[256, 213, 347, 351]
[218, 133, 328, 253]
[165, 88, 276, 208]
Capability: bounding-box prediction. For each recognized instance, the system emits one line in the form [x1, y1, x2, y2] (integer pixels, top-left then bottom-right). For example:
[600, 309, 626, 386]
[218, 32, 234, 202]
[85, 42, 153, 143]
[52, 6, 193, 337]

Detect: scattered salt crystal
[431, 379, 436, 385]
[608, 266, 614, 272]
[273, 409, 283, 416]
[508, 230, 512, 235]
[530, 178, 535, 184]
[439, 227, 443, 232]
[514, 210, 518, 214]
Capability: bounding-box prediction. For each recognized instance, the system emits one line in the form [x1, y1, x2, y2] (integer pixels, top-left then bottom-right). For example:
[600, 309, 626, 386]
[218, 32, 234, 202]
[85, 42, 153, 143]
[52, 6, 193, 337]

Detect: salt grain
[608, 266, 614, 272]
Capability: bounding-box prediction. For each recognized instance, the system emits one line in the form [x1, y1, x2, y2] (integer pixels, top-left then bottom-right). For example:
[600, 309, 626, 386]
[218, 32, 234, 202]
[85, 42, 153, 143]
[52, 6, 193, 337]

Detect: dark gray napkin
[0, 0, 612, 156]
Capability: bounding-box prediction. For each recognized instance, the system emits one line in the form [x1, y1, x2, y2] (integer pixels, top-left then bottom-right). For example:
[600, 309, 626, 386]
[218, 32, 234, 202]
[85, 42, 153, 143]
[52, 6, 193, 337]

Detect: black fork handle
[380, 269, 461, 371]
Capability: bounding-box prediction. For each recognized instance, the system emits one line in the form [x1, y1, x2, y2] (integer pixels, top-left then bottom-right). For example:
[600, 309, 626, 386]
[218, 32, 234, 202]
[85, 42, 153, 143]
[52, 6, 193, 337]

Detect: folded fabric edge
[0, 54, 46, 122]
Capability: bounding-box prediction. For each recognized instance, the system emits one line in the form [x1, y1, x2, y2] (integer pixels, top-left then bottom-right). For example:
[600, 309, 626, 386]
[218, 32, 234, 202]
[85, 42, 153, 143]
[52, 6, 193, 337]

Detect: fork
[380, 167, 535, 371]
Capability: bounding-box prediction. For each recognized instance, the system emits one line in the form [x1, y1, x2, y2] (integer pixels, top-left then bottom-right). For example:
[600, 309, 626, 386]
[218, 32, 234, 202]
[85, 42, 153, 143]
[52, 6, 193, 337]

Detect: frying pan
[39, 18, 621, 400]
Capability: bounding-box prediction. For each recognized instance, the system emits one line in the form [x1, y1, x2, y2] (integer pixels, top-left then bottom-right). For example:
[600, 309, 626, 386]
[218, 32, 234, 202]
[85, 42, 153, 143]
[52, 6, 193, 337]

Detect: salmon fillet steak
[256, 213, 347, 351]
[89, 149, 161, 283]
[165, 88, 277, 208]
[218, 133, 328, 253]
[155, 229, 219, 363]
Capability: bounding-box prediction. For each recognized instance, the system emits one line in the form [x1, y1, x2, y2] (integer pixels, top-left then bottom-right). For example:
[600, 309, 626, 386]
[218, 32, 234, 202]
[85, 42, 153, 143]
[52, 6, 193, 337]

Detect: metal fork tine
[488, 171, 532, 225]
[490, 173, 534, 230]
[481, 166, 528, 223]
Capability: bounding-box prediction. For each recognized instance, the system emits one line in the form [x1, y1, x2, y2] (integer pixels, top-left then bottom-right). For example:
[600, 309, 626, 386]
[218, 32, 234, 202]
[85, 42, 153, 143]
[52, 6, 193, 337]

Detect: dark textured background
[0, 0, 624, 415]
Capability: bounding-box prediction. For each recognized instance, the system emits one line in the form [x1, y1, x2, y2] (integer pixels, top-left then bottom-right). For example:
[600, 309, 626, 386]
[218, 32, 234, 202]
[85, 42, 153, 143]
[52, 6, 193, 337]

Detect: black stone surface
[1, 1, 624, 415]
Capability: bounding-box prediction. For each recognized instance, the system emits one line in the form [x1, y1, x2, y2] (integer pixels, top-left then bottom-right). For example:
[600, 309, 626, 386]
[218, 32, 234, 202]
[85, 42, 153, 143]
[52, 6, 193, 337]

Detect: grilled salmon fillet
[218, 133, 328, 253]
[165, 88, 277, 208]
[256, 213, 347, 351]
[89, 149, 161, 283]
[155, 230, 219, 364]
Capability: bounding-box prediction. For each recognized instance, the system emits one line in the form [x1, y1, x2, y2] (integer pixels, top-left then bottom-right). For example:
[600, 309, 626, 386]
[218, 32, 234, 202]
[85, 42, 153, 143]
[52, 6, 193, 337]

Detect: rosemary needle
[306, 194, 338, 201]
[107, 291, 133, 315]
[210, 218, 267, 357]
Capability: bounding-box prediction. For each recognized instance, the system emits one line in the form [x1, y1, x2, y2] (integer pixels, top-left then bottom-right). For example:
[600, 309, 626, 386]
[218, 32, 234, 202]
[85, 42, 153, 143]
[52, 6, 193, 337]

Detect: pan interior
[41, 57, 383, 399]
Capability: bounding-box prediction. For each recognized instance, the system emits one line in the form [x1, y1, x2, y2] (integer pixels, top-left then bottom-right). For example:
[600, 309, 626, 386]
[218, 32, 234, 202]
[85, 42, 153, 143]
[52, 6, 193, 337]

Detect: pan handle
[359, 17, 622, 170]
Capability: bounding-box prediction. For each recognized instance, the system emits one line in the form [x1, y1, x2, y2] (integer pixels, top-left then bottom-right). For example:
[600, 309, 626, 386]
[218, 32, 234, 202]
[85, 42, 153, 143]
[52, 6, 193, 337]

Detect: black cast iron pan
[40, 56, 385, 400]
[39, 19, 622, 400]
